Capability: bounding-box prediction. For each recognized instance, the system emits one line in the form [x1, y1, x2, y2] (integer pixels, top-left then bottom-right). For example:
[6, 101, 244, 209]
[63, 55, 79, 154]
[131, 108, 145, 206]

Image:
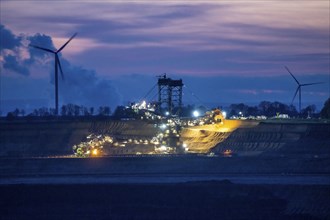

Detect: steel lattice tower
[158, 74, 183, 115]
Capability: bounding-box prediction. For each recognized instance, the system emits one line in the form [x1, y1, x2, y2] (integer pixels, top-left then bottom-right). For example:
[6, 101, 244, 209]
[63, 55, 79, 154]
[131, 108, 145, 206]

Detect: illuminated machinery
[157, 74, 183, 116]
[213, 109, 225, 124]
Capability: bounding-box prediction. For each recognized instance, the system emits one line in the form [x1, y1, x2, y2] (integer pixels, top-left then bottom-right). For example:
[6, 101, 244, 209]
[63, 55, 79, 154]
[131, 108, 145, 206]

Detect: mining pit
[1, 119, 329, 158]
[1, 119, 329, 219]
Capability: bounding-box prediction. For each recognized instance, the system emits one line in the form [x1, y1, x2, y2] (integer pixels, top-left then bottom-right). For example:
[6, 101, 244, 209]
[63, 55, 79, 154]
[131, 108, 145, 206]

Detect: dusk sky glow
[0, 0, 329, 114]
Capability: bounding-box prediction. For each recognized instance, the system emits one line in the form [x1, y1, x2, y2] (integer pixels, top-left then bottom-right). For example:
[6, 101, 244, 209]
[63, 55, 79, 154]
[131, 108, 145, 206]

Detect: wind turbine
[285, 66, 323, 114]
[30, 33, 77, 115]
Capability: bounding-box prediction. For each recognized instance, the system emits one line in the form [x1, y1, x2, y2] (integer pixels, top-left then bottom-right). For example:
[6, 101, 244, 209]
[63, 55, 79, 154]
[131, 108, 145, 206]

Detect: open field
[1, 156, 330, 219]
[1, 180, 329, 220]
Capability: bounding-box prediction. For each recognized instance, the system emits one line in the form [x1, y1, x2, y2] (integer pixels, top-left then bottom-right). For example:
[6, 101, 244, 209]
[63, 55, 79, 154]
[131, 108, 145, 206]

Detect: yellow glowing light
[92, 149, 98, 155]
[223, 149, 232, 156]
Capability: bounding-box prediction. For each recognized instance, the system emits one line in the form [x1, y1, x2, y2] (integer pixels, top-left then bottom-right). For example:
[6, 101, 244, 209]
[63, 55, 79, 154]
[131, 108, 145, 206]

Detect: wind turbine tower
[30, 33, 77, 115]
[285, 66, 323, 114]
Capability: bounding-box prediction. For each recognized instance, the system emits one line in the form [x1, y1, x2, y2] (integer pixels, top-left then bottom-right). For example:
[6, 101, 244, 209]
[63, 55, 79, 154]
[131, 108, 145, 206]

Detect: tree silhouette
[320, 98, 330, 119]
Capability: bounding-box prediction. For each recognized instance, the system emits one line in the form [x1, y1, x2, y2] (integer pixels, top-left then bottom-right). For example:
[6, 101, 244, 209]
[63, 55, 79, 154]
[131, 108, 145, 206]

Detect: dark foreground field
[1, 156, 330, 219]
[1, 181, 329, 220]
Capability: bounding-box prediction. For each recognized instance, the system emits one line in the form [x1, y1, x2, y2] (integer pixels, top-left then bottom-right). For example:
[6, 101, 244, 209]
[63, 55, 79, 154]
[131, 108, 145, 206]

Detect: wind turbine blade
[301, 82, 324, 86]
[291, 86, 299, 104]
[57, 33, 77, 53]
[29, 44, 55, 53]
[56, 55, 65, 80]
[285, 66, 300, 85]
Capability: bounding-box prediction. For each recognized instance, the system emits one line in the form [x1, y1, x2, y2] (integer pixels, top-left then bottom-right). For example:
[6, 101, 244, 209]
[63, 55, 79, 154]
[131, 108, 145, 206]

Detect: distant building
[278, 114, 289, 119]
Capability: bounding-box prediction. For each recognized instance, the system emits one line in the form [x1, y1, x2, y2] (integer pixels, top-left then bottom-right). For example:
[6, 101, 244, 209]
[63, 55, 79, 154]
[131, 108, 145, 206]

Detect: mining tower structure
[157, 74, 183, 116]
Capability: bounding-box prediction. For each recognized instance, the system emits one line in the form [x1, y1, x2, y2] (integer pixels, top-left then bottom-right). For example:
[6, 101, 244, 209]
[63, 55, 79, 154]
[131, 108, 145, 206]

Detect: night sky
[0, 0, 329, 114]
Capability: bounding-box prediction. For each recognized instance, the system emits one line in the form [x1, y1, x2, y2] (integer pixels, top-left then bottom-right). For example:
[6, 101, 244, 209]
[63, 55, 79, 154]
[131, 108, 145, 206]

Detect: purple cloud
[1, 25, 120, 111]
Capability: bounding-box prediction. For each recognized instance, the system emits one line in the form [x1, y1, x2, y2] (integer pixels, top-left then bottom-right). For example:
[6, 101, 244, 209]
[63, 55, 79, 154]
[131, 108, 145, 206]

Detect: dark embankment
[0, 119, 157, 157]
